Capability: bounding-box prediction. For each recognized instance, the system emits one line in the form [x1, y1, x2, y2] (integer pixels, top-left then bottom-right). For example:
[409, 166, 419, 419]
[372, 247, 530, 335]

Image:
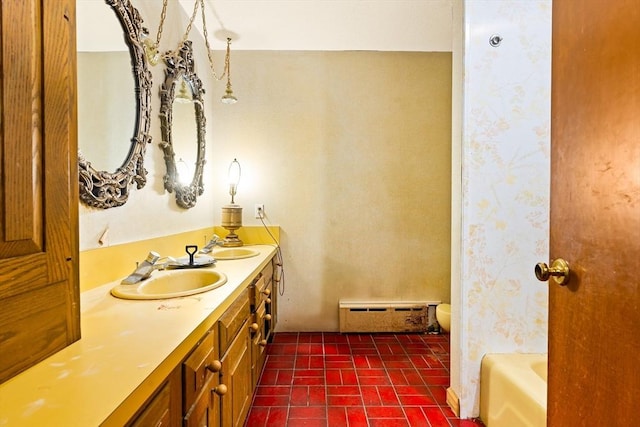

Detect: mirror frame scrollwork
[159, 40, 207, 209]
[78, 0, 152, 209]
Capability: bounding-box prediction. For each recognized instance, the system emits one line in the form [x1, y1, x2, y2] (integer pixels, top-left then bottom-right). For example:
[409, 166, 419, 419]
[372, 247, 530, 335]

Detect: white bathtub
[480, 353, 547, 427]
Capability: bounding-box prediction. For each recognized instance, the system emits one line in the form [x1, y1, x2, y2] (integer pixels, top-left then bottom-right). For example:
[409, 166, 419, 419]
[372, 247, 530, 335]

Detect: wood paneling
[0, 0, 79, 383]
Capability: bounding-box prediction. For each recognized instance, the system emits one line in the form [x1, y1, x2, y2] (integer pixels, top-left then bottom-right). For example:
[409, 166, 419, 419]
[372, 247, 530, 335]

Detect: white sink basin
[213, 248, 259, 260]
[111, 269, 227, 300]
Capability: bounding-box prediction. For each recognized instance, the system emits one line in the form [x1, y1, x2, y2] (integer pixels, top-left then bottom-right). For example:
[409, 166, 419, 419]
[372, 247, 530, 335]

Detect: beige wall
[210, 51, 452, 331]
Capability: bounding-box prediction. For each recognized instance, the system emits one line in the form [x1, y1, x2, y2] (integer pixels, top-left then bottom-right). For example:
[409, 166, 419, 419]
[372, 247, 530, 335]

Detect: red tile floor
[245, 332, 486, 427]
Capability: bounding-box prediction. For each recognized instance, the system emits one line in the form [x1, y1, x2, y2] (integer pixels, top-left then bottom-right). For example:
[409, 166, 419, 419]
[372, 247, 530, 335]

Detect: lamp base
[221, 204, 243, 246]
[222, 231, 243, 247]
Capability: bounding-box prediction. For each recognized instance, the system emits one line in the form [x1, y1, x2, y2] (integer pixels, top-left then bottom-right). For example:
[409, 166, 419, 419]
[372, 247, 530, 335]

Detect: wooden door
[549, 1, 639, 425]
[0, 0, 79, 383]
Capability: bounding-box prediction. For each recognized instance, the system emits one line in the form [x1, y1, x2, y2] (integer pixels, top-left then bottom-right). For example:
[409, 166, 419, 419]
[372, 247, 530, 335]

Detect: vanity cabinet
[214, 257, 279, 427]
[118, 253, 278, 427]
[0, 0, 80, 383]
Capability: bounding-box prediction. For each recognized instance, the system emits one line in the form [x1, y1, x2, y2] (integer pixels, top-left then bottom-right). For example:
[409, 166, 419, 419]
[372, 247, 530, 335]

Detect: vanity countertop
[0, 245, 277, 426]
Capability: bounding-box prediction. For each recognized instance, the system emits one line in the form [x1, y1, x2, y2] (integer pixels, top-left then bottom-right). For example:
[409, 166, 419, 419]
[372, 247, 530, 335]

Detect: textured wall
[454, 0, 552, 417]
[210, 51, 453, 331]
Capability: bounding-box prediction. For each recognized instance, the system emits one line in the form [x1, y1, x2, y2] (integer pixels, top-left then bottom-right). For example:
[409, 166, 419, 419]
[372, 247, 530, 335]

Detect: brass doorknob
[535, 258, 570, 286]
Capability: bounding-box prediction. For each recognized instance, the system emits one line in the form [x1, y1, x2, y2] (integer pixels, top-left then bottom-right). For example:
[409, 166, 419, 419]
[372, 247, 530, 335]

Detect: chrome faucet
[199, 235, 224, 254]
[121, 251, 162, 285]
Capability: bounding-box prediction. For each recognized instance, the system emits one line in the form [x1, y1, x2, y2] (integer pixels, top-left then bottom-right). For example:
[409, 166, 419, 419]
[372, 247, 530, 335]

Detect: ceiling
[78, 0, 453, 52]
[177, 0, 453, 51]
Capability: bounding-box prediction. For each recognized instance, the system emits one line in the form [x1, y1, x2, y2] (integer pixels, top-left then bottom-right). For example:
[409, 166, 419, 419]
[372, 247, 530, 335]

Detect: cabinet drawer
[248, 262, 274, 309]
[249, 277, 274, 311]
[254, 303, 267, 339]
[183, 328, 219, 411]
[261, 285, 274, 342]
[251, 304, 268, 388]
[218, 289, 250, 355]
[261, 260, 274, 287]
[248, 277, 263, 310]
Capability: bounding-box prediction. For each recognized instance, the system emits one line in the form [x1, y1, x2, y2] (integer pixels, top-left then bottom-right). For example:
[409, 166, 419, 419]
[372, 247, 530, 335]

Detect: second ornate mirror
[159, 41, 207, 209]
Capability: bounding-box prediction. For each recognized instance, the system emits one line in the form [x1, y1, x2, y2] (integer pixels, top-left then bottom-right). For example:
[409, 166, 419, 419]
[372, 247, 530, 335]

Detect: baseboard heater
[339, 301, 441, 333]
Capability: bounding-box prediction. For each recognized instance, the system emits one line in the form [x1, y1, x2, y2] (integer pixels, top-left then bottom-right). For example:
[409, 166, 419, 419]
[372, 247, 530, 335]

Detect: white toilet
[436, 303, 451, 333]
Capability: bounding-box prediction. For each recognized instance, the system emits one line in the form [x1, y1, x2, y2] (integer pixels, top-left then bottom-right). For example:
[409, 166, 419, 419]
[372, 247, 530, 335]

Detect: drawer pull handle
[249, 323, 259, 332]
[213, 384, 228, 396]
[264, 314, 272, 321]
[206, 360, 222, 373]
[262, 288, 271, 296]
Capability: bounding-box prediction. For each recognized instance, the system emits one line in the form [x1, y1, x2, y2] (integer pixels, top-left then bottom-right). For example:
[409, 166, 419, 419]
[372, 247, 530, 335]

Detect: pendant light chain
[178, 0, 201, 48]
[154, 0, 169, 47]
[142, 0, 236, 102]
[198, 0, 228, 81]
[154, 0, 229, 80]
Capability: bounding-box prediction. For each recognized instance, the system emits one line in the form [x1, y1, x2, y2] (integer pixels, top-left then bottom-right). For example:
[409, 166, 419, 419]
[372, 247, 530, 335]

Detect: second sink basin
[111, 269, 227, 300]
[213, 248, 259, 260]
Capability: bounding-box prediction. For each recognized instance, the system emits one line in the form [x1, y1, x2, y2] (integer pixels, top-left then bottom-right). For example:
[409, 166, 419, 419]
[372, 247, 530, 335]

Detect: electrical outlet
[255, 204, 265, 219]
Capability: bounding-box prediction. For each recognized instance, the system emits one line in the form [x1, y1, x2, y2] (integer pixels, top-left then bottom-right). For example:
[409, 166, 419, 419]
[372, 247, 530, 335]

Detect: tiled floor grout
[245, 332, 484, 427]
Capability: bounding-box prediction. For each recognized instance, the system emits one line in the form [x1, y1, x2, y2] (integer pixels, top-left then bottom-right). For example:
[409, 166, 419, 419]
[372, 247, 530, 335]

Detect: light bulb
[227, 158, 241, 204]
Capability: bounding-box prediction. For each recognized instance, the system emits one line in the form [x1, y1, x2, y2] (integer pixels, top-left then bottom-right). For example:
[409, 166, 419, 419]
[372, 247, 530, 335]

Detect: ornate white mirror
[159, 40, 207, 209]
[77, 0, 152, 209]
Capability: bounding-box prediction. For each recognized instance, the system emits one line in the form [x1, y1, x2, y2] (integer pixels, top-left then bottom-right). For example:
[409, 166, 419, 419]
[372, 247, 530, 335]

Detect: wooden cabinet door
[183, 328, 221, 427]
[0, 0, 79, 383]
[220, 324, 252, 427]
[183, 374, 222, 427]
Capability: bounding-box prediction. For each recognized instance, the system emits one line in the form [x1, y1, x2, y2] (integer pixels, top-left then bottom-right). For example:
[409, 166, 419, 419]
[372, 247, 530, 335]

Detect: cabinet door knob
[265, 298, 272, 304]
[264, 314, 272, 321]
[249, 322, 259, 332]
[213, 383, 228, 396]
[262, 288, 271, 296]
[259, 340, 267, 347]
[206, 360, 222, 373]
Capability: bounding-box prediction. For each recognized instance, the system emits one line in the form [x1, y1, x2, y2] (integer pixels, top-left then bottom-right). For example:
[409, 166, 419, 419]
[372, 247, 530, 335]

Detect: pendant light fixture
[220, 38, 238, 104]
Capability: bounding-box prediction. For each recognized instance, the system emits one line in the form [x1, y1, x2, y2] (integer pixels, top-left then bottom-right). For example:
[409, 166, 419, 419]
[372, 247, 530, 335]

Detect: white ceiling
[179, 0, 454, 51]
[78, 0, 453, 52]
